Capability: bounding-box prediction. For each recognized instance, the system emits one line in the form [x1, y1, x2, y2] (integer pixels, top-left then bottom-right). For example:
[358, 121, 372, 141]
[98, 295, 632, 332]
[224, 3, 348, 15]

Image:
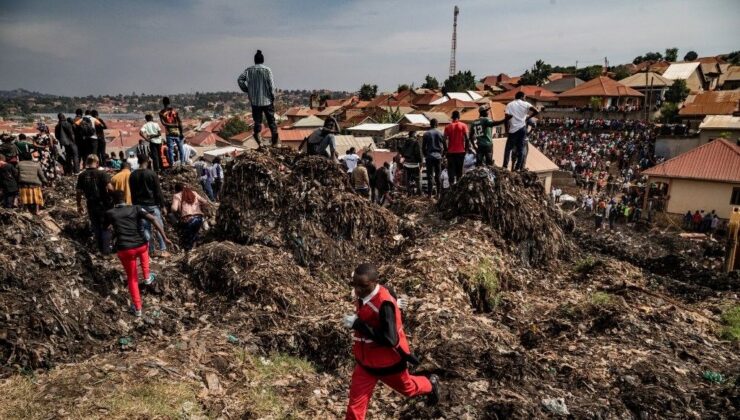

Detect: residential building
[619, 72, 674, 105]
[662, 62, 706, 93]
[642, 138, 740, 219]
[678, 90, 740, 127]
[491, 138, 559, 192]
[346, 123, 400, 142]
[542, 76, 585, 94]
[557, 76, 643, 109]
[490, 85, 558, 108]
[699, 115, 740, 144]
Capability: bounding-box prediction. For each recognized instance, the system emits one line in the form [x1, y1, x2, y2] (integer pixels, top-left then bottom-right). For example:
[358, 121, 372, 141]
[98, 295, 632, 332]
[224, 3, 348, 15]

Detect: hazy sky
[1, 0, 738, 96]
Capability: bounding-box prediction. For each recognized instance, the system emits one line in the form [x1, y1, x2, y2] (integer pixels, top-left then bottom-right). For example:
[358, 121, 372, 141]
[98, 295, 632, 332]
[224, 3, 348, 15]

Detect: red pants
[345, 364, 432, 420]
[117, 243, 150, 310]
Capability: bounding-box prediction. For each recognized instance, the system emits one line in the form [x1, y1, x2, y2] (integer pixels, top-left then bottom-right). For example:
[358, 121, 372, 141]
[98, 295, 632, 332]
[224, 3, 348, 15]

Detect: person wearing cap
[299, 117, 339, 159]
[469, 105, 504, 167]
[343, 263, 440, 420]
[237, 49, 279, 147]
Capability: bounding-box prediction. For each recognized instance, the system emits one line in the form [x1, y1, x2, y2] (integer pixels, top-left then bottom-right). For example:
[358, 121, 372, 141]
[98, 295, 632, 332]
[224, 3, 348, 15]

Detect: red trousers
[345, 364, 432, 420]
[117, 243, 150, 310]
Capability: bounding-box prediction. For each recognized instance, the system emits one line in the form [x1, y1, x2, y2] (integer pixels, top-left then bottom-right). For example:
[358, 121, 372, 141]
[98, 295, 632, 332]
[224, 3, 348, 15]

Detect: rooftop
[619, 72, 675, 88]
[491, 138, 559, 173]
[347, 123, 398, 132]
[558, 76, 644, 98]
[698, 115, 740, 130]
[662, 62, 702, 80]
[642, 138, 740, 183]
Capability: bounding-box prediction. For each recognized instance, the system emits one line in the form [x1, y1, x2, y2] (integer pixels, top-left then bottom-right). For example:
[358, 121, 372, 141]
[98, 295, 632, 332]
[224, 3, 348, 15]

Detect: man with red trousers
[343, 263, 440, 420]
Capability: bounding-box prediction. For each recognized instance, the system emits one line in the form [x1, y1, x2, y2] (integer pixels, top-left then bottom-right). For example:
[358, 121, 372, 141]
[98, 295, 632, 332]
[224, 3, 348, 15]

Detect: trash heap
[215, 149, 399, 271]
[0, 209, 123, 375]
[437, 167, 574, 265]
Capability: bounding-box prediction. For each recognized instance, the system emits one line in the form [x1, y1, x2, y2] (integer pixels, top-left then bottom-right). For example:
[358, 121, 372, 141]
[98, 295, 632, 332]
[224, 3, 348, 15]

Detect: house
[421, 112, 452, 128]
[490, 138, 559, 192]
[346, 123, 400, 142]
[264, 128, 315, 149]
[662, 62, 706, 93]
[678, 90, 740, 125]
[317, 105, 344, 119]
[187, 131, 224, 147]
[557, 76, 643, 109]
[699, 115, 740, 144]
[490, 85, 558, 108]
[542, 76, 585, 94]
[642, 138, 740, 219]
[292, 115, 326, 129]
[719, 66, 740, 90]
[335, 135, 376, 154]
[284, 106, 319, 123]
[429, 91, 482, 106]
[399, 113, 431, 130]
[699, 62, 723, 91]
[619, 72, 674, 105]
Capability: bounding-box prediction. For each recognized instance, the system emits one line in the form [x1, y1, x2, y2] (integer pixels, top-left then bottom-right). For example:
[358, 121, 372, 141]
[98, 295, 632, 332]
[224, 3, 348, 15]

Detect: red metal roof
[188, 131, 224, 146]
[558, 76, 644, 98]
[642, 139, 740, 183]
[490, 85, 558, 102]
[264, 128, 315, 143]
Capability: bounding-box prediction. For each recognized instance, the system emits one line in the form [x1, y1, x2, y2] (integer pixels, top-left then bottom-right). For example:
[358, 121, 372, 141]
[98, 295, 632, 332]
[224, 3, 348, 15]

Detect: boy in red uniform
[343, 263, 440, 420]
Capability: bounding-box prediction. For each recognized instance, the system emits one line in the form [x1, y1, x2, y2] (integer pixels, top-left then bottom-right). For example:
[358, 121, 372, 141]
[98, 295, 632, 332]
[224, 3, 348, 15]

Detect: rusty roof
[642, 138, 740, 183]
[490, 85, 559, 102]
[558, 76, 644, 98]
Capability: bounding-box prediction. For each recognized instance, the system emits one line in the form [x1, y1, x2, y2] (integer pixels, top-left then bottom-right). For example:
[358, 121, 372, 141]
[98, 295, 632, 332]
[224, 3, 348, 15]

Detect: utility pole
[449, 6, 459, 77]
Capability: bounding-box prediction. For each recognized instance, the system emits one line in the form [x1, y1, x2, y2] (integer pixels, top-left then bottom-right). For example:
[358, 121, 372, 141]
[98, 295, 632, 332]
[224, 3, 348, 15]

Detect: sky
[0, 0, 738, 96]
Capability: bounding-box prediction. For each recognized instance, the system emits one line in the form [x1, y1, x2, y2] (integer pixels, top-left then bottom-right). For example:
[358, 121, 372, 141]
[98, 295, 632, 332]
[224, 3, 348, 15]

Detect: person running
[76, 154, 114, 254]
[503, 92, 539, 170]
[159, 97, 186, 166]
[105, 190, 171, 317]
[129, 155, 169, 258]
[443, 110, 469, 185]
[343, 263, 440, 420]
[171, 182, 209, 252]
[55, 113, 78, 174]
[469, 105, 503, 167]
[422, 119, 446, 198]
[237, 49, 279, 147]
[139, 114, 164, 172]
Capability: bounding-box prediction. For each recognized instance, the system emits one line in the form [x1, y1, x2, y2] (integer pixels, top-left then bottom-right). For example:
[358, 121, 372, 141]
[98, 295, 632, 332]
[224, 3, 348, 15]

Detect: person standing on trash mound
[343, 263, 440, 420]
[104, 190, 172, 317]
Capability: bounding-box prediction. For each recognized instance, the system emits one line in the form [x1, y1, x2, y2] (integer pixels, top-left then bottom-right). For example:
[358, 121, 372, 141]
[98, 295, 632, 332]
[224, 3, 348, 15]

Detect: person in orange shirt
[110, 162, 132, 204]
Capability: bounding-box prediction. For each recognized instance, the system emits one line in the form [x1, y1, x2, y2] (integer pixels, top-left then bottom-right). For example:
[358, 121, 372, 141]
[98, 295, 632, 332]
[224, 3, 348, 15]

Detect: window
[731, 187, 740, 205]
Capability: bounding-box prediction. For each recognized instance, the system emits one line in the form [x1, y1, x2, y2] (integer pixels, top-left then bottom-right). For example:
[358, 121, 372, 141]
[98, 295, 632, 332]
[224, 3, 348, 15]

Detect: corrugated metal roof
[402, 114, 430, 125]
[347, 123, 398, 131]
[335, 135, 376, 153]
[558, 76, 644, 98]
[662, 62, 702, 80]
[642, 138, 740, 183]
[491, 138, 558, 173]
[542, 76, 585, 93]
[699, 115, 740, 130]
[292, 115, 325, 128]
[491, 85, 559, 102]
[422, 112, 451, 124]
[619, 72, 674, 88]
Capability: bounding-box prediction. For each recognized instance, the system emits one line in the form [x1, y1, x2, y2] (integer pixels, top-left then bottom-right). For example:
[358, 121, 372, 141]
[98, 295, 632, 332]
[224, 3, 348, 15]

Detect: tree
[664, 79, 690, 104]
[612, 65, 631, 80]
[518, 60, 553, 86]
[659, 102, 679, 123]
[319, 94, 331, 105]
[397, 84, 410, 93]
[633, 51, 662, 64]
[727, 50, 740, 66]
[683, 50, 698, 61]
[358, 84, 378, 101]
[664, 47, 678, 62]
[421, 75, 439, 89]
[576, 65, 603, 81]
[443, 70, 477, 93]
[219, 116, 250, 140]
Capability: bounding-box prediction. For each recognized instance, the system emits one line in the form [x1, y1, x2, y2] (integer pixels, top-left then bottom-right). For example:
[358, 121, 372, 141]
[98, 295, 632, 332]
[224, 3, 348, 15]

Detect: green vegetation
[421, 74, 439, 89]
[466, 258, 501, 312]
[396, 84, 410, 93]
[589, 291, 614, 307]
[660, 102, 680, 123]
[664, 47, 679, 62]
[443, 70, 477, 93]
[664, 79, 690, 104]
[683, 50, 698, 61]
[219, 116, 251, 140]
[574, 255, 602, 274]
[519, 59, 553, 86]
[358, 83, 378, 100]
[633, 51, 663, 64]
[718, 305, 740, 341]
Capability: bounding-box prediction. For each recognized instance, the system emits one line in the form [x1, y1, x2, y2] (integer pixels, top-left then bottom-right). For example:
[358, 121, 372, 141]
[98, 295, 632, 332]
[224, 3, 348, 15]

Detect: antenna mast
[449, 6, 459, 77]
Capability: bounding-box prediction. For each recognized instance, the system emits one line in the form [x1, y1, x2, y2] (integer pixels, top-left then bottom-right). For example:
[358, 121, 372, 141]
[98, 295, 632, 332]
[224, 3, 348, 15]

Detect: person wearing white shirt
[139, 114, 163, 171]
[340, 147, 360, 173]
[181, 140, 195, 165]
[503, 91, 538, 170]
[126, 151, 139, 171]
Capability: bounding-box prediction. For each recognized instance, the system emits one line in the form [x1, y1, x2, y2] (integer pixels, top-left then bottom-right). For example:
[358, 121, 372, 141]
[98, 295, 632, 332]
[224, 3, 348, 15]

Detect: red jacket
[353, 286, 411, 369]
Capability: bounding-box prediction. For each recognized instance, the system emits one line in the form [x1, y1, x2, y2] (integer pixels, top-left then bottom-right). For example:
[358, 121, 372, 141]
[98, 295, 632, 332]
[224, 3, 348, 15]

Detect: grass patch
[574, 256, 602, 275]
[98, 381, 201, 419]
[719, 305, 740, 341]
[465, 258, 502, 312]
[589, 291, 613, 307]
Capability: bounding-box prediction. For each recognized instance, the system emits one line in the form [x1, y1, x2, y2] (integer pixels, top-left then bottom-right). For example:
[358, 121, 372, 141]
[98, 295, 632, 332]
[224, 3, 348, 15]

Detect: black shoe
[427, 374, 440, 406]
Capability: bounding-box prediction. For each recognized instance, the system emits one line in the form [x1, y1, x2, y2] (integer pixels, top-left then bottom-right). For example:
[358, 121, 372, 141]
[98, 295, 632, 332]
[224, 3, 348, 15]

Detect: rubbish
[702, 370, 724, 384]
[541, 397, 570, 416]
[227, 334, 240, 344]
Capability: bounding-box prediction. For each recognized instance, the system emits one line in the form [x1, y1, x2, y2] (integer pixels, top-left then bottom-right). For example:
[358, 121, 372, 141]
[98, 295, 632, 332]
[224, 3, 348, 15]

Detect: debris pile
[437, 167, 574, 265]
[215, 150, 399, 271]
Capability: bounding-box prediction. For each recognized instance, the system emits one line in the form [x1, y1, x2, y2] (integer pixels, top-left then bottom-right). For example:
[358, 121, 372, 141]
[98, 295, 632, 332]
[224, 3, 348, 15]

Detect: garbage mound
[215, 149, 399, 271]
[0, 209, 122, 376]
[437, 167, 574, 265]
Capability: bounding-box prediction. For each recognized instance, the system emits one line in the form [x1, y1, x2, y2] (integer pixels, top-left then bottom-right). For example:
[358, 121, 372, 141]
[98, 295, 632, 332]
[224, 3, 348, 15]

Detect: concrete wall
[655, 136, 702, 160]
[658, 177, 740, 219]
[685, 71, 704, 93]
[539, 173, 553, 193]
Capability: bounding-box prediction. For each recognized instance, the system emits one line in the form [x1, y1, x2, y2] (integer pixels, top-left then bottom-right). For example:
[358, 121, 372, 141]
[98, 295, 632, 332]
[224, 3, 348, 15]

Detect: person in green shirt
[469, 106, 504, 167]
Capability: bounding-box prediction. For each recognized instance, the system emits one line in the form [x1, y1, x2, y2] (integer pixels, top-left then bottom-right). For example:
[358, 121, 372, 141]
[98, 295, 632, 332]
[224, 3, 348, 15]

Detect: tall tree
[518, 59, 553, 86]
[358, 84, 378, 101]
[397, 84, 410, 93]
[219, 116, 250, 140]
[421, 75, 439, 89]
[664, 79, 690, 104]
[576, 65, 604, 81]
[683, 50, 698, 61]
[664, 47, 679, 62]
[633, 51, 663, 64]
[612, 65, 631, 80]
[443, 70, 477, 93]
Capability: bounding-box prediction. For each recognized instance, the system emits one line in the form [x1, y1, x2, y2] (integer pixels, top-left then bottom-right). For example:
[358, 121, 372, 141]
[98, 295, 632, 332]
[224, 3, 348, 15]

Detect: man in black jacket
[129, 155, 169, 257]
[76, 154, 114, 254]
[422, 119, 446, 198]
[55, 113, 78, 174]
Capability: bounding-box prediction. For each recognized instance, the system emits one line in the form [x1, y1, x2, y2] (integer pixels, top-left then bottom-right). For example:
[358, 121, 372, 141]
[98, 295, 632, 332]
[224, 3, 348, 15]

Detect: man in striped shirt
[238, 49, 279, 147]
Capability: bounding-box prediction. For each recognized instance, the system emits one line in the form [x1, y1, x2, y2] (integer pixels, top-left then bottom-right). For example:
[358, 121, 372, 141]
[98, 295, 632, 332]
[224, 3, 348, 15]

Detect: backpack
[80, 116, 96, 138]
